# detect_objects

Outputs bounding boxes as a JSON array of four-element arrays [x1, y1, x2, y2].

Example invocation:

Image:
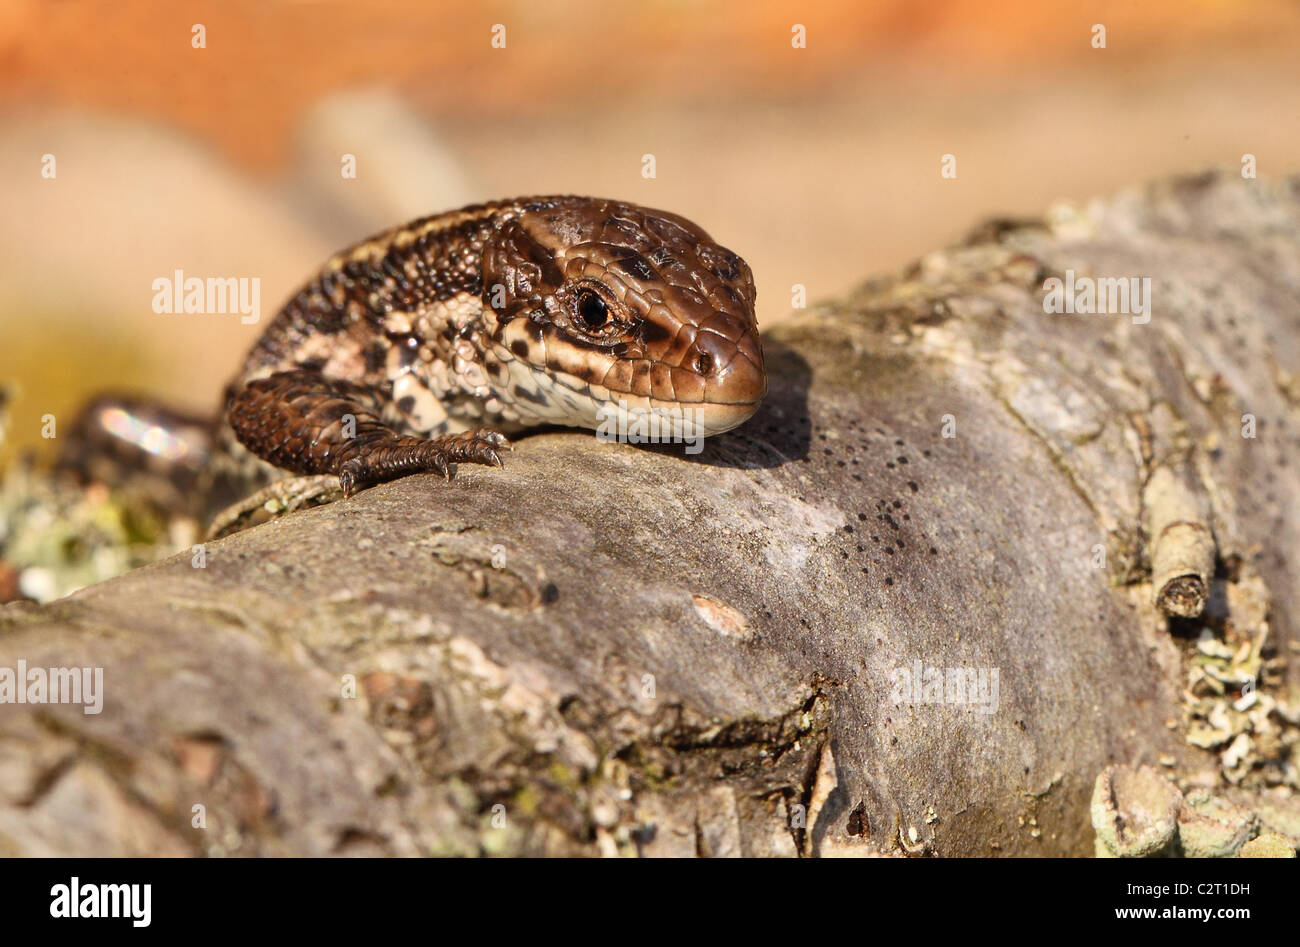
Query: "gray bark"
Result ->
[[2, 170, 1298, 856]]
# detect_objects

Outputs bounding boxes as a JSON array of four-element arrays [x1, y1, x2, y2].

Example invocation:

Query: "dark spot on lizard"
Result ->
[[614, 251, 656, 282], [512, 384, 546, 405], [364, 344, 387, 374], [510, 340, 530, 358], [640, 320, 672, 344]]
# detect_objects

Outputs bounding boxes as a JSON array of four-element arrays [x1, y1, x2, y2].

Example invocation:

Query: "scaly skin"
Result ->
[[225, 195, 767, 495]]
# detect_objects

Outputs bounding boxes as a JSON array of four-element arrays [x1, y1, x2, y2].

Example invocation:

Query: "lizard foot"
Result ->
[[337, 430, 512, 497]]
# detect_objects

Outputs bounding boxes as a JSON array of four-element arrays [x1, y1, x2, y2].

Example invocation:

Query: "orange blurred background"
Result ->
[[2, 0, 1298, 458]]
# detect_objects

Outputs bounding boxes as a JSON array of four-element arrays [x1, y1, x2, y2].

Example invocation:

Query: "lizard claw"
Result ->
[[338, 461, 361, 498], [452, 430, 511, 468]]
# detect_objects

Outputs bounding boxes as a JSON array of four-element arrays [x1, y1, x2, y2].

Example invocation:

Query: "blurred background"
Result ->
[[2, 0, 1299, 461]]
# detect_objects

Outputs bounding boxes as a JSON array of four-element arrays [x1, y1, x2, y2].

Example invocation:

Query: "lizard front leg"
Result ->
[[227, 369, 509, 497]]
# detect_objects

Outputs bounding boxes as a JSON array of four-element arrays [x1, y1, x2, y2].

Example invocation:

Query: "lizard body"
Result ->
[[65, 196, 767, 515], [225, 195, 766, 495]]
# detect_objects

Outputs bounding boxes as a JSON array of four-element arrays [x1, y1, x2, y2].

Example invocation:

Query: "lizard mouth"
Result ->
[[493, 347, 764, 439], [594, 396, 762, 439]]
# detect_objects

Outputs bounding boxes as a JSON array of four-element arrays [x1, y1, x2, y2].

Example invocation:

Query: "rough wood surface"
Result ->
[[2, 170, 1297, 856]]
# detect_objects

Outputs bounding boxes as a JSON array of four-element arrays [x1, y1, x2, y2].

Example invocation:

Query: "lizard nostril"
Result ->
[[694, 352, 714, 376]]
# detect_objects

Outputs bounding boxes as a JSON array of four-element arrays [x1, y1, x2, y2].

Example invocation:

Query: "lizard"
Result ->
[[63, 196, 768, 530]]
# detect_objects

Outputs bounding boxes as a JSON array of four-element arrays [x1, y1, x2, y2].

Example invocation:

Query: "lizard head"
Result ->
[[479, 197, 766, 439]]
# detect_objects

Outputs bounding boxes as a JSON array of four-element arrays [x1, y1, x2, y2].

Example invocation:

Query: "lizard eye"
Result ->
[[574, 290, 610, 331]]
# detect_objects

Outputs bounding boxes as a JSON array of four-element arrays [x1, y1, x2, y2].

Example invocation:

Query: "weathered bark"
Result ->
[[2, 170, 1298, 857]]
